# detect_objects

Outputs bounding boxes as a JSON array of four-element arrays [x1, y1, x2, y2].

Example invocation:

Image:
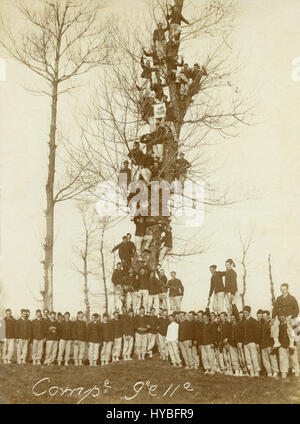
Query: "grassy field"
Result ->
[[1, 357, 300, 404]]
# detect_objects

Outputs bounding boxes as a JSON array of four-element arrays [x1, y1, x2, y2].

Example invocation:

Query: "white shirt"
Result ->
[[166, 321, 179, 342]]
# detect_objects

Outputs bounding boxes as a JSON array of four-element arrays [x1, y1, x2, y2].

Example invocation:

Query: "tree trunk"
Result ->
[[83, 230, 91, 321], [41, 27, 61, 310], [100, 228, 109, 314], [42, 80, 58, 311], [241, 261, 246, 309], [268, 253, 275, 306]]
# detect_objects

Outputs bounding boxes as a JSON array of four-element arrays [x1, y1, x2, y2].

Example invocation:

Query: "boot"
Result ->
[[79, 360, 83, 366], [64, 360, 69, 366], [282, 372, 287, 379], [75, 360, 79, 366], [93, 361, 97, 367], [141, 354, 145, 360], [32, 360, 36, 366], [272, 372, 278, 378], [58, 360, 62, 366]]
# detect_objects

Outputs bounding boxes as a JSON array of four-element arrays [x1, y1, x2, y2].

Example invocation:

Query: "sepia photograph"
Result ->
[[0, 0, 300, 408]]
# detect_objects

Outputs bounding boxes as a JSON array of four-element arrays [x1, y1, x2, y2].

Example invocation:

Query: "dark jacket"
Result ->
[[72, 320, 86, 342], [140, 56, 156, 80], [139, 274, 150, 290], [159, 274, 168, 293], [226, 322, 239, 347], [3, 317, 15, 339], [153, 27, 167, 42], [278, 322, 290, 348], [157, 317, 168, 336], [87, 321, 102, 343], [31, 318, 45, 340], [236, 319, 244, 344], [178, 320, 193, 342], [15, 318, 31, 340], [60, 320, 73, 341], [200, 322, 212, 346], [135, 315, 148, 334], [161, 230, 172, 249], [126, 273, 140, 292], [147, 315, 158, 333], [209, 272, 225, 296], [111, 319, 123, 339], [148, 277, 160, 295], [194, 321, 203, 344], [209, 321, 219, 345], [260, 320, 274, 349], [112, 269, 124, 286], [128, 146, 145, 166], [168, 278, 184, 297], [112, 242, 133, 260], [220, 269, 238, 295], [123, 317, 135, 337], [167, 11, 189, 25], [272, 294, 299, 319], [243, 317, 259, 345], [134, 216, 147, 237], [101, 322, 113, 342], [44, 320, 60, 341], [218, 321, 230, 345]]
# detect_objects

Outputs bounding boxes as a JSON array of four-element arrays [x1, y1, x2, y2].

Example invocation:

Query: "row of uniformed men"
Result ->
[[1, 306, 299, 378]]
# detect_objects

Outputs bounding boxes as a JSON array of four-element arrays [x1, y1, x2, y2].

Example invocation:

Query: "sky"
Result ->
[[1, 0, 300, 317]]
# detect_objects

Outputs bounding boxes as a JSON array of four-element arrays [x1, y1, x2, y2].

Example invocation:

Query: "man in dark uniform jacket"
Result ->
[[157, 309, 169, 360], [31, 309, 45, 365], [208, 265, 225, 315], [146, 307, 158, 359], [2, 308, 15, 364], [135, 307, 148, 360], [122, 309, 135, 361], [271, 283, 299, 349], [111, 311, 123, 362], [72, 311, 86, 366], [100, 313, 113, 365], [87, 313, 102, 367], [15, 309, 32, 364], [260, 311, 279, 377], [178, 311, 194, 369], [243, 306, 260, 376], [199, 313, 215, 374], [44, 311, 60, 366], [57, 311, 73, 366]]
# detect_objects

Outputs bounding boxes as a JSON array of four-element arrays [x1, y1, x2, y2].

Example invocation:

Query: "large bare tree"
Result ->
[[67, 0, 251, 271], [0, 0, 114, 309]]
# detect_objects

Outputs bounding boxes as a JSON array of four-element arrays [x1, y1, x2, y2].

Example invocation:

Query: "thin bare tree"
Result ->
[[268, 253, 275, 306], [0, 0, 114, 309], [72, 201, 101, 322], [238, 226, 257, 308]]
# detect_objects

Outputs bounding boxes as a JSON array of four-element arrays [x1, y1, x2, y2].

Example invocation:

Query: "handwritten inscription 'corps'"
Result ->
[[32, 378, 194, 404]]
